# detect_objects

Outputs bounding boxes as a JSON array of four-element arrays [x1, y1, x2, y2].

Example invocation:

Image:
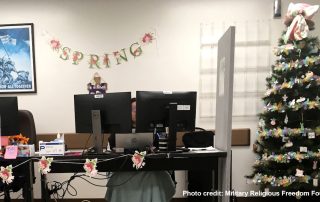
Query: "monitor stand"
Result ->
[[91, 110, 103, 154], [167, 103, 178, 151]]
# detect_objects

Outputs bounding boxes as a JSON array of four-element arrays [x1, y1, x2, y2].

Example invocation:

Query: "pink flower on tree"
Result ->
[[50, 39, 61, 51], [132, 151, 146, 170], [38, 156, 53, 175], [83, 158, 98, 177], [0, 165, 14, 184]]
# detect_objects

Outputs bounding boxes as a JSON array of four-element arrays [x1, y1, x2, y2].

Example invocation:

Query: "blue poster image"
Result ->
[[0, 23, 36, 93]]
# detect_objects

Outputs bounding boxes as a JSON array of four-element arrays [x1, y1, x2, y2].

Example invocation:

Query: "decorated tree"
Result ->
[[248, 3, 320, 192]]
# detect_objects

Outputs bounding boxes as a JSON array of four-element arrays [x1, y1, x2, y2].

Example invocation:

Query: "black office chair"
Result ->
[[183, 128, 214, 202], [1, 110, 36, 201], [18, 110, 37, 145]]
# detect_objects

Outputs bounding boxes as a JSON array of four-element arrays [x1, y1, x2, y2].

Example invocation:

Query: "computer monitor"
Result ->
[[0, 97, 18, 136], [136, 91, 196, 150], [74, 92, 132, 153]]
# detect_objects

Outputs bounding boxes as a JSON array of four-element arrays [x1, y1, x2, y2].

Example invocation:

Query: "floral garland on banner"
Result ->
[[49, 32, 155, 68], [0, 152, 147, 184]]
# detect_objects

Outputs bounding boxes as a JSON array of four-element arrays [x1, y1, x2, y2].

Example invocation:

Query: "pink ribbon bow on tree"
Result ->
[[284, 3, 319, 43]]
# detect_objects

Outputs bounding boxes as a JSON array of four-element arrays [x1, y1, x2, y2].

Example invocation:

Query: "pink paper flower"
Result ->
[[132, 151, 146, 170], [38, 156, 53, 175], [83, 158, 98, 177], [141, 33, 155, 44], [50, 39, 61, 51], [0, 165, 14, 184]]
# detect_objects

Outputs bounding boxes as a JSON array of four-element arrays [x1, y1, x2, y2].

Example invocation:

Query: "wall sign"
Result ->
[[50, 32, 155, 68], [0, 23, 36, 93]]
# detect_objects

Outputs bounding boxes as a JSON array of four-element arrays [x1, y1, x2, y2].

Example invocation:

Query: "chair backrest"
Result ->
[[18, 110, 36, 144]]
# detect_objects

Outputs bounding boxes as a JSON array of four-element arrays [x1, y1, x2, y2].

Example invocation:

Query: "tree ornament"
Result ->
[[313, 161, 318, 170], [284, 114, 289, 124], [298, 40, 307, 49], [313, 178, 318, 187], [295, 169, 304, 177], [282, 94, 288, 102], [299, 146, 308, 153], [300, 123, 305, 134], [289, 99, 296, 107], [284, 141, 293, 148], [282, 136, 289, 143], [283, 3, 319, 43], [258, 119, 266, 128], [297, 97, 306, 103], [308, 131, 315, 139], [253, 143, 258, 153]]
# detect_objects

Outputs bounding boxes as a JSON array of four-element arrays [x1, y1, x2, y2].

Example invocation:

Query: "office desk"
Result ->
[[0, 157, 34, 202], [41, 150, 227, 201]]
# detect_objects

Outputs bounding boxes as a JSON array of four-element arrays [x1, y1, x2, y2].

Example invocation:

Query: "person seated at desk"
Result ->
[[105, 98, 175, 202]]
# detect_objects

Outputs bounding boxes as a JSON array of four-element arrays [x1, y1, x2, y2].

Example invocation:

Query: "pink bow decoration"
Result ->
[[0, 165, 14, 184], [83, 158, 98, 177], [38, 156, 53, 175], [284, 3, 319, 43], [132, 151, 146, 170]]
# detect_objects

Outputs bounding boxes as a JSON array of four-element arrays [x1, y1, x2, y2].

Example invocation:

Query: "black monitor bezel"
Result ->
[[135, 91, 197, 133], [74, 92, 132, 134]]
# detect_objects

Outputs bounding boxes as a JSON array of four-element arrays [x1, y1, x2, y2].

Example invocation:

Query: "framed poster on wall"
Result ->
[[0, 23, 36, 93]]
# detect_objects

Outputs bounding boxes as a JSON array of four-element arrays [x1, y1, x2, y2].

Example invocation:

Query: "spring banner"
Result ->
[[49, 32, 155, 68]]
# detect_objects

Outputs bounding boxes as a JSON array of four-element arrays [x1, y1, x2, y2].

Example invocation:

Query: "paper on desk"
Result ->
[[188, 146, 217, 151]]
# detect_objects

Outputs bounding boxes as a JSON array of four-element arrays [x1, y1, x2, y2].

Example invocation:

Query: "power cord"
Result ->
[[47, 172, 109, 199], [47, 173, 79, 199]]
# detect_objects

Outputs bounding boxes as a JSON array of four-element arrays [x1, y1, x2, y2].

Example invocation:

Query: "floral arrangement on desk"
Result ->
[[8, 134, 29, 145], [0, 134, 29, 157], [7, 134, 34, 157]]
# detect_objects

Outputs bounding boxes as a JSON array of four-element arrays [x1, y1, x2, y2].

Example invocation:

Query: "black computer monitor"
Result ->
[[74, 92, 132, 133], [74, 92, 132, 153], [136, 91, 197, 133], [0, 97, 18, 136]]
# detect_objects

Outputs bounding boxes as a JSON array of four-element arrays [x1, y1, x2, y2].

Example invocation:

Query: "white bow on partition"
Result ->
[[284, 3, 319, 43]]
